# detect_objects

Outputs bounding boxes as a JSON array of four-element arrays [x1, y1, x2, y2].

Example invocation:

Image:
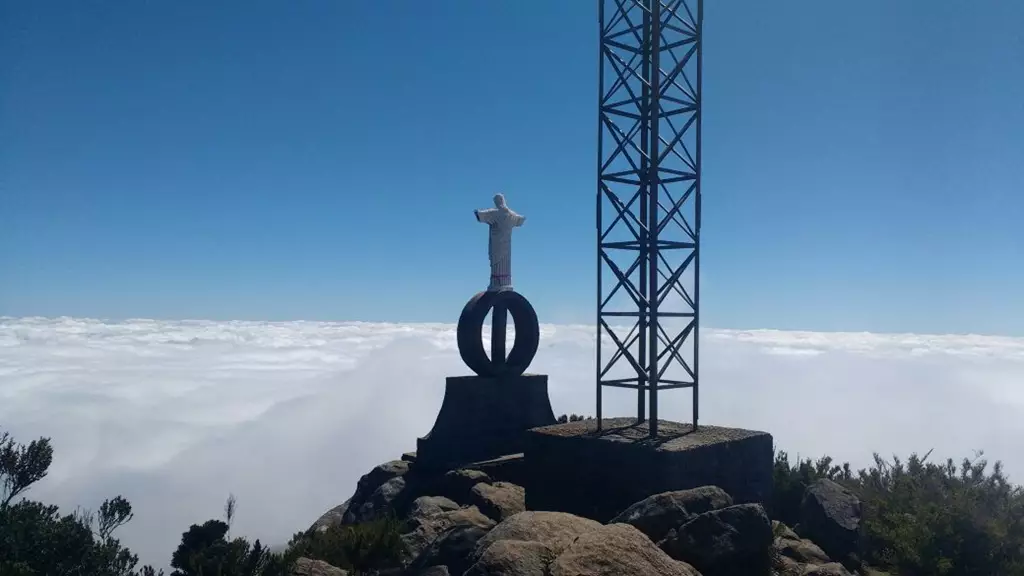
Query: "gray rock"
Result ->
[[775, 555, 804, 576], [798, 479, 862, 562], [801, 562, 854, 576], [352, 475, 408, 524], [472, 511, 603, 566], [409, 496, 461, 521], [442, 505, 499, 531], [774, 519, 831, 565], [660, 503, 773, 576], [610, 486, 734, 543], [438, 469, 492, 505], [340, 460, 410, 524], [309, 499, 350, 533], [772, 520, 800, 541], [410, 525, 492, 576], [366, 459, 411, 485], [464, 539, 556, 576], [778, 535, 831, 565], [402, 506, 496, 566], [550, 523, 701, 576], [470, 482, 526, 522], [291, 557, 348, 576]]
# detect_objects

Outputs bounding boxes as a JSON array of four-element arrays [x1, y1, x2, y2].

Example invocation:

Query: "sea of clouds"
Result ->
[[2, 316, 1024, 570]]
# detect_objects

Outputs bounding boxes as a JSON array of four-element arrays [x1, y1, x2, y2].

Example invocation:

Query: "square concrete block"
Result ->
[[415, 374, 556, 472], [524, 418, 773, 522]]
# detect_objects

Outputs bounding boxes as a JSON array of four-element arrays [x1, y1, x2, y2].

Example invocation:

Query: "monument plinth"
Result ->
[[415, 375, 555, 472], [523, 418, 773, 522], [413, 194, 556, 473]]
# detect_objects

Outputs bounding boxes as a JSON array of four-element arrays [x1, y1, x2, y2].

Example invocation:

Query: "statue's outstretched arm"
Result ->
[[475, 208, 498, 224]]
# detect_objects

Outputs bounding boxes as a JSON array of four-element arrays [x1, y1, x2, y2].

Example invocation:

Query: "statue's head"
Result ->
[[493, 193, 506, 208]]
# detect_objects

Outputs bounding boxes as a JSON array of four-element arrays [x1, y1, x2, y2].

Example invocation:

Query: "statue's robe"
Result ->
[[474, 207, 525, 291]]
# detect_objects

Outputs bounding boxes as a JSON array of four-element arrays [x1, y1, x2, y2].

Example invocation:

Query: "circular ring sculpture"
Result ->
[[457, 290, 539, 378]]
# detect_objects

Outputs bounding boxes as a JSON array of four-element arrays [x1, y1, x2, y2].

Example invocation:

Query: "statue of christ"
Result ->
[[474, 193, 526, 292]]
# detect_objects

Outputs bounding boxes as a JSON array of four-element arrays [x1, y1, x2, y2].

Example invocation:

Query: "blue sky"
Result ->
[[2, 1, 1022, 335]]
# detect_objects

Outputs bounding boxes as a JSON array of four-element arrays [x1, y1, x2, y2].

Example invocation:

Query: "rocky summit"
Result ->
[[297, 455, 877, 576]]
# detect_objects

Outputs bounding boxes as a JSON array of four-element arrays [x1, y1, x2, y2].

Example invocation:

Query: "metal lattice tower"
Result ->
[[596, 0, 702, 437]]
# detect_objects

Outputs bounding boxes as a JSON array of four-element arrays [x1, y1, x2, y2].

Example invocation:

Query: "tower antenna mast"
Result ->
[[596, 0, 703, 438]]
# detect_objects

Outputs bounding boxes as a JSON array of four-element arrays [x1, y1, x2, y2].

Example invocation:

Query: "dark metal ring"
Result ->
[[457, 290, 540, 378]]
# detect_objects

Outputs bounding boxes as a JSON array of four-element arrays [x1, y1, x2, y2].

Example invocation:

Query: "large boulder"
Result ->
[[470, 482, 526, 522], [309, 500, 350, 533], [464, 539, 556, 576], [436, 469, 492, 505], [549, 523, 701, 576], [660, 503, 773, 576], [471, 511, 603, 565], [773, 520, 799, 541], [798, 479, 862, 562], [408, 505, 496, 538], [779, 535, 831, 565], [801, 563, 854, 576], [408, 496, 461, 521], [350, 475, 408, 524], [291, 557, 348, 576], [774, 558, 853, 576], [331, 460, 410, 525], [773, 520, 831, 565], [363, 459, 411, 488], [409, 525, 493, 576], [610, 486, 733, 543], [355, 460, 409, 499], [775, 555, 805, 576], [402, 505, 496, 565]]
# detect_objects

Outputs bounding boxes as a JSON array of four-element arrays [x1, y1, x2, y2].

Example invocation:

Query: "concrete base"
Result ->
[[415, 374, 556, 472], [524, 418, 773, 523]]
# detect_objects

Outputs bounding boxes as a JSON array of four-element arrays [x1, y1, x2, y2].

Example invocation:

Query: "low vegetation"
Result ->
[[3, 427, 1023, 575], [282, 515, 406, 573], [0, 431, 147, 576], [0, 429, 407, 576], [773, 449, 1024, 575], [556, 413, 591, 423]]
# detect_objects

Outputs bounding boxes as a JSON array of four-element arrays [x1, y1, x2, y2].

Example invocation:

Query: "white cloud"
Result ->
[[1, 317, 1023, 570]]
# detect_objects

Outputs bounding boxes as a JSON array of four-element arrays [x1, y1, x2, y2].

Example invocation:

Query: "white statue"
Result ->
[[474, 193, 525, 292]]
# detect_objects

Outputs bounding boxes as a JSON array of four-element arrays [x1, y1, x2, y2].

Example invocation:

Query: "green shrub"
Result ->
[[168, 519, 278, 576], [0, 427, 404, 576], [772, 449, 1024, 576], [285, 515, 407, 574], [771, 450, 853, 526], [556, 414, 591, 423], [858, 452, 1024, 576], [0, 430, 156, 576]]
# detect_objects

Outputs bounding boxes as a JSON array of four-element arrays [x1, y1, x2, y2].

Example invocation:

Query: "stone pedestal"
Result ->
[[415, 374, 556, 472], [523, 418, 773, 522]]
